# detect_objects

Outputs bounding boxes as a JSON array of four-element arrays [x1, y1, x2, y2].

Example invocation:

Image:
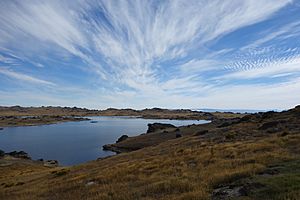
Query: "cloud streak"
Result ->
[[0, 0, 299, 109], [0, 68, 55, 86]]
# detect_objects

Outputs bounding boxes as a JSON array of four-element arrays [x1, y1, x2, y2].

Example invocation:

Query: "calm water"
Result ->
[[0, 116, 209, 166]]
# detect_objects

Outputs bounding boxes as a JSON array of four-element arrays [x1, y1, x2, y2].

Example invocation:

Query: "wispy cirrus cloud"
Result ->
[[0, 0, 299, 109], [220, 56, 300, 80], [0, 68, 55, 86]]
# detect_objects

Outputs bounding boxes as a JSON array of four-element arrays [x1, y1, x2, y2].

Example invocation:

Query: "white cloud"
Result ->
[[242, 21, 300, 50], [0, 68, 55, 86], [179, 59, 220, 75], [221, 55, 300, 80], [0, 1, 86, 56], [0, 0, 291, 89], [198, 77, 300, 110], [0, 0, 297, 109]]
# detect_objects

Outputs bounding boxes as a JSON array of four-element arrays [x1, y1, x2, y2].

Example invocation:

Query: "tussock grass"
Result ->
[[1, 132, 299, 200]]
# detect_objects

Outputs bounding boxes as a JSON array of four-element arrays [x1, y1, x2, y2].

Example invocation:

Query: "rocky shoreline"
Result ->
[[102, 106, 300, 155], [102, 123, 183, 153], [0, 150, 59, 167], [0, 115, 90, 127]]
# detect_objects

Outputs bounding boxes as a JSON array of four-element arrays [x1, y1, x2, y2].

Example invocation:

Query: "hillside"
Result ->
[[0, 106, 245, 119], [0, 106, 244, 127], [1, 106, 300, 199]]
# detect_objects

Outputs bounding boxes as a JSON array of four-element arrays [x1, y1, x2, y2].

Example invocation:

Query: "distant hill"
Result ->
[[195, 108, 280, 113]]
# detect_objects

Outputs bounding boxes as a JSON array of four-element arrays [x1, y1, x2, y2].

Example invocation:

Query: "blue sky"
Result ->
[[0, 0, 300, 110]]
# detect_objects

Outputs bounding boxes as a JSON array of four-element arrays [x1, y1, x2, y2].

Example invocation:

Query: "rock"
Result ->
[[116, 135, 129, 143], [266, 127, 281, 133], [102, 144, 110, 151], [218, 122, 231, 128], [44, 160, 59, 167], [0, 127, 3, 130], [279, 132, 289, 137], [0, 149, 4, 157], [90, 121, 98, 123], [259, 121, 280, 130], [146, 123, 176, 133], [217, 118, 241, 128], [203, 112, 214, 117], [258, 168, 279, 177], [86, 181, 96, 186], [212, 185, 247, 200], [102, 144, 122, 154], [194, 130, 208, 136], [176, 131, 182, 138], [187, 160, 197, 168], [6, 151, 31, 159], [261, 111, 276, 119], [239, 115, 252, 122]]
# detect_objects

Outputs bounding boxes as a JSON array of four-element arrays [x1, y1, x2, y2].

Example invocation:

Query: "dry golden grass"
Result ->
[[1, 131, 299, 200]]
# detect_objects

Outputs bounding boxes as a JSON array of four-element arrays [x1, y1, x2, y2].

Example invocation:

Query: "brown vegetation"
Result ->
[[0, 106, 299, 199], [0, 105, 244, 120], [0, 115, 89, 127]]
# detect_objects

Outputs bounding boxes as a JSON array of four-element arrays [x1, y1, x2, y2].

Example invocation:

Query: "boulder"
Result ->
[[44, 160, 59, 167], [176, 132, 182, 138], [116, 135, 129, 143], [146, 123, 176, 133], [212, 185, 247, 200], [175, 128, 182, 138]]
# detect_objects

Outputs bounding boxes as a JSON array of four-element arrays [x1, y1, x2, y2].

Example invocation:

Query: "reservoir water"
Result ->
[[0, 116, 209, 165]]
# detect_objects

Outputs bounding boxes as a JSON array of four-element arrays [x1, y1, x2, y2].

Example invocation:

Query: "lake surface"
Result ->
[[0, 116, 209, 166]]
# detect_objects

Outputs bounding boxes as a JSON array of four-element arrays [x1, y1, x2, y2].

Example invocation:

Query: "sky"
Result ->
[[0, 0, 300, 110]]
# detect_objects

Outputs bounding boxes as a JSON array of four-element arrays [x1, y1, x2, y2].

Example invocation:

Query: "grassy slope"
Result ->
[[1, 134, 299, 199], [0, 106, 244, 119], [1, 107, 299, 200], [247, 159, 300, 200]]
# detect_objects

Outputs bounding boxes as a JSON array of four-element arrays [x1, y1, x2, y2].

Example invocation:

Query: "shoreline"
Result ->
[[0, 116, 90, 128], [0, 115, 214, 128]]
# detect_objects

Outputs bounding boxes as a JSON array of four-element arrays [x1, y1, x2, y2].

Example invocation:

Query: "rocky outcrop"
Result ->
[[212, 185, 247, 199], [116, 135, 129, 143], [146, 123, 176, 133], [102, 144, 135, 154], [103, 144, 122, 153], [194, 130, 209, 136], [6, 151, 31, 159], [203, 112, 214, 120], [0, 150, 59, 168], [176, 132, 182, 138], [259, 121, 280, 130], [0, 149, 4, 157], [44, 160, 59, 167]]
